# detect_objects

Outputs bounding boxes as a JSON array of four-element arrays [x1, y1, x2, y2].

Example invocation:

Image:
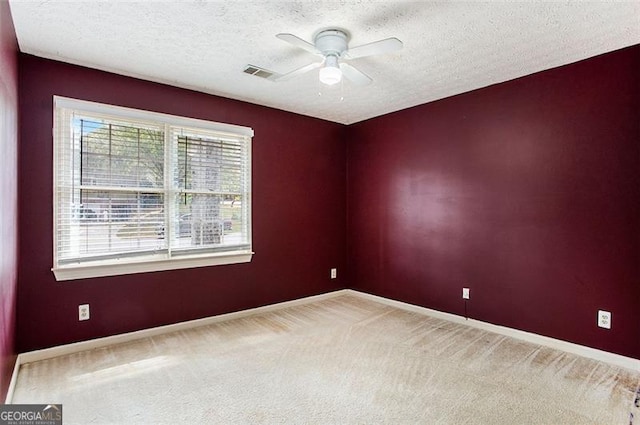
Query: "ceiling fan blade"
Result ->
[[339, 63, 372, 86], [276, 33, 321, 55], [274, 61, 322, 82], [345, 37, 403, 59]]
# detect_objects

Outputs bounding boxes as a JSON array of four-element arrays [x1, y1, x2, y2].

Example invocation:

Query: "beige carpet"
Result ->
[[12, 294, 640, 424]]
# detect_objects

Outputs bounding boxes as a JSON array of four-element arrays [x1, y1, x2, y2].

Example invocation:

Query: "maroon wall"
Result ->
[[18, 55, 346, 352], [0, 0, 18, 401], [347, 45, 640, 359], [14, 41, 640, 361]]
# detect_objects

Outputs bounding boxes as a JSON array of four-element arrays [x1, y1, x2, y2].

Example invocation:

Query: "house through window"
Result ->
[[53, 97, 253, 280]]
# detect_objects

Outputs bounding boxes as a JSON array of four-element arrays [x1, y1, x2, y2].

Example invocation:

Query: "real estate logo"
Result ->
[[0, 404, 62, 425]]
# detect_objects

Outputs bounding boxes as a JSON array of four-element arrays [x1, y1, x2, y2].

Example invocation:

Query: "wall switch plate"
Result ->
[[597, 310, 611, 329], [79, 304, 90, 321], [462, 288, 470, 300], [330, 268, 337, 279]]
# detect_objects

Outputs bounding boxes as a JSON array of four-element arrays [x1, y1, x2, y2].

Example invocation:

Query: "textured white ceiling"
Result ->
[[8, 1, 640, 125]]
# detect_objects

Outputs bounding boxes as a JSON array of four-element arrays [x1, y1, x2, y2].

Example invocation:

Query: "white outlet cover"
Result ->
[[330, 268, 337, 279], [597, 310, 611, 329], [462, 288, 470, 299], [79, 304, 90, 321]]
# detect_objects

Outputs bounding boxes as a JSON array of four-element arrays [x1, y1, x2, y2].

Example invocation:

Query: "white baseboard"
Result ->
[[347, 289, 640, 372], [4, 354, 21, 404], [6, 287, 638, 403]]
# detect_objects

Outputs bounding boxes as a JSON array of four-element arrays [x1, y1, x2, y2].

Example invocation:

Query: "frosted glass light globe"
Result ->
[[319, 65, 342, 86]]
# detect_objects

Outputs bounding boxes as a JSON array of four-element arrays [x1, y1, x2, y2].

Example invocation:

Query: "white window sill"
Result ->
[[52, 251, 253, 281]]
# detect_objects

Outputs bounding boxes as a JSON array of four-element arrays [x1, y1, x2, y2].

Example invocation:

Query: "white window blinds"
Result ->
[[170, 127, 251, 256], [53, 97, 253, 280]]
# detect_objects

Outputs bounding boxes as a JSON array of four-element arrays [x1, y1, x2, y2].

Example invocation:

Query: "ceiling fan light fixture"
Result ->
[[319, 66, 342, 85], [319, 55, 342, 86]]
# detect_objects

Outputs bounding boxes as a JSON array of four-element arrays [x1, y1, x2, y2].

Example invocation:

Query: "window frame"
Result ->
[[52, 96, 253, 281]]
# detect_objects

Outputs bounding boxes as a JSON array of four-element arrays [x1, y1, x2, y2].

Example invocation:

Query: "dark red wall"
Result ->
[[17, 55, 347, 352], [15, 43, 640, 361], [0, 0, 18, 401], [347, 45, 640, 359]]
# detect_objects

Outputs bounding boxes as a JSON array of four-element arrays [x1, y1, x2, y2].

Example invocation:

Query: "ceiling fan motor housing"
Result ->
[[314, 29, 349, 57]]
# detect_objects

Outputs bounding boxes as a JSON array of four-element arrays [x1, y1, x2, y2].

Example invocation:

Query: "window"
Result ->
[[53, 97, 253, 280]]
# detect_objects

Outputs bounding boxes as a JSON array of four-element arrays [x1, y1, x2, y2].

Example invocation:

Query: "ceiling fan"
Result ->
[[272, 29, 403, 86]]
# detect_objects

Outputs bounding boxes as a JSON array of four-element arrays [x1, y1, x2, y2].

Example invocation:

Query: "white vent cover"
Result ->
[[243, 65, 277, 80]]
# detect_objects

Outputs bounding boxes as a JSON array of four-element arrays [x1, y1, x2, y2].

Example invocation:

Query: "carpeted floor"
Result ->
[[12, 294, 640, 424]]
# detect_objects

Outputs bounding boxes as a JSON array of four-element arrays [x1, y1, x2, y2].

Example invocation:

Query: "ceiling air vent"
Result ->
[[243, 64, 277, 80]]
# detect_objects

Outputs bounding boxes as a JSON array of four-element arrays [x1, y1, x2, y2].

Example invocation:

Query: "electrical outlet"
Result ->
[[597, 310, 611, 329], [462, 288, 470, 300], [330, 268, 337, 279], [79, 304, 90, 321]]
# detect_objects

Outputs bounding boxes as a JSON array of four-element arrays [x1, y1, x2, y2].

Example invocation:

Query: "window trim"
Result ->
[[52, 96, 254, 281], [53, 251, 253, 281]]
